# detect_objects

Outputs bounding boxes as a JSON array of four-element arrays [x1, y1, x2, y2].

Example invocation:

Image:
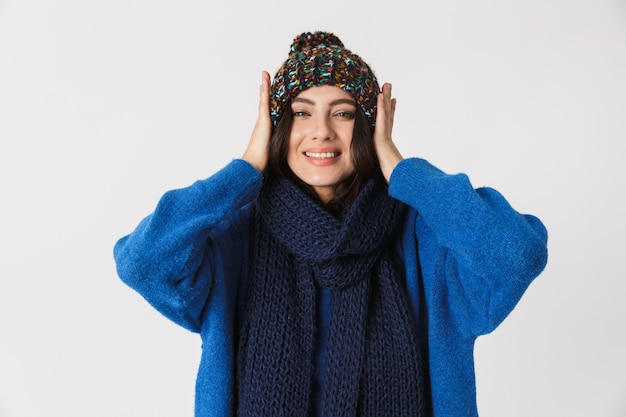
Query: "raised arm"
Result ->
[[390, 158, 548, 337], [113, 161, 263, 332], [373, 82, 547, 335]]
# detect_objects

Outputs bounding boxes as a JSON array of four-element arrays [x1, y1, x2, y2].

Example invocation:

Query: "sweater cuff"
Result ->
[[201, 158, 263, 208], [388, 158, 447, 197]]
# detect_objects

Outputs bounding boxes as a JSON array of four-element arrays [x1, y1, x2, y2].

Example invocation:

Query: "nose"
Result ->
[[311, 114, 334, 141]]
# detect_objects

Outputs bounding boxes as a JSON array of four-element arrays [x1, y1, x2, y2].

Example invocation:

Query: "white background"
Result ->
[[1, 0, 625, 416]]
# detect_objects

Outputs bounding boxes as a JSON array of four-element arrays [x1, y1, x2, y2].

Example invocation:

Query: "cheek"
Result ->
[[290, 128, 304, 140], [287, 131, 303, 154], [286, 132, 300, 168]]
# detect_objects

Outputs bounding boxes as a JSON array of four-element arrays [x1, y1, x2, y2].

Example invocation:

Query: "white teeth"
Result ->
[[305, 152, 339, 158]]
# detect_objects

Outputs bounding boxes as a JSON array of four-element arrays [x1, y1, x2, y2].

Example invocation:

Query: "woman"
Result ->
[[114, 31, 548, 417]]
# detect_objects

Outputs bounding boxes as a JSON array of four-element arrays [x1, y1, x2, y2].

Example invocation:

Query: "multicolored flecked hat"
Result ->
[[270, 31, 380, 130]]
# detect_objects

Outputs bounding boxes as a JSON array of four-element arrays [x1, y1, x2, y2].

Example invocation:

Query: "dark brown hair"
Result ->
[[265, 107, 381, 216]]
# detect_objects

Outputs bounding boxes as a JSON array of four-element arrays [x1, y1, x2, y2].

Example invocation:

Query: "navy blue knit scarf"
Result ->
[[237, 175, 425, 417]]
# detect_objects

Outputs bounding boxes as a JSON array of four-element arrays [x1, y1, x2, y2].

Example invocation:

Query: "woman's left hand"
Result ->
[[373, 82, 404, 183]]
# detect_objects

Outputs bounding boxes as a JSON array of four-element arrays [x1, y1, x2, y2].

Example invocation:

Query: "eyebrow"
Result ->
[[291, 97, 357, 107]]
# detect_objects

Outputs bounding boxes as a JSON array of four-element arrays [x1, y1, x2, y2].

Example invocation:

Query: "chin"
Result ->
[[300, 172, 350, 188]]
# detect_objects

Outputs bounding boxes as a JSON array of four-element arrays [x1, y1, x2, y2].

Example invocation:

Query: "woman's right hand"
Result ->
[[242, 71, 272, 172]]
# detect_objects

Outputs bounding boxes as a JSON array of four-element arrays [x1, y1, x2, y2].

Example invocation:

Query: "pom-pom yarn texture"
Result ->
[[270, 31, 380, 129]]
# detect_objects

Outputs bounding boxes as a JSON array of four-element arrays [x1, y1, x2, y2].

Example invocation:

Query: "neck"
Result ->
[[312, 185, 336, 205]]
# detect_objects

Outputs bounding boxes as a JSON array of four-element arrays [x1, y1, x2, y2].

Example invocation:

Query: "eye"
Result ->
[[292, 110, 310, 118], [334, 111, 356, 119]]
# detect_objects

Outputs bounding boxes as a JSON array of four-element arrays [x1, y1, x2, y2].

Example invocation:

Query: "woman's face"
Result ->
[[287, 85, 356, 204]]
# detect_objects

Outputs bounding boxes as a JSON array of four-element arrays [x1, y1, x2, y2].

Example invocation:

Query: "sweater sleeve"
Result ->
[[113, 159, 263, 333], [388, 158, 548, 337]]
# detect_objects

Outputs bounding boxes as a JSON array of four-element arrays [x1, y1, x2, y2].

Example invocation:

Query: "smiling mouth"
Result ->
[[304, 152, 340, 159]]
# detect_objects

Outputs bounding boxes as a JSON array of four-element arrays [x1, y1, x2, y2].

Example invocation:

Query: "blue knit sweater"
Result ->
[[113, 157, 548, 416]]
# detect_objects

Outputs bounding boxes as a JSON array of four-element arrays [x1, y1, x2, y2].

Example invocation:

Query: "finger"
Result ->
[[375, 90, 388, 134], [259, 71, 270, 101], [260, 70, 271, 92], [258, 71, 271, 120], [383, 83, 395, 125], [377, 83, 395, 134], [389, 97, 397, 128]]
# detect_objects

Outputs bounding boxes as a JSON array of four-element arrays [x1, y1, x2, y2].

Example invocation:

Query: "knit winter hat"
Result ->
[[270, 31, 380, 130]]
